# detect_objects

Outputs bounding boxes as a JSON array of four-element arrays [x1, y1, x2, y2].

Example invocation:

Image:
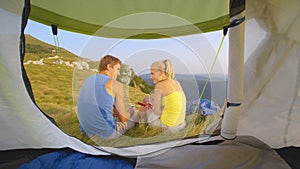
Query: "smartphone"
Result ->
[[138, 102, 152, 109]]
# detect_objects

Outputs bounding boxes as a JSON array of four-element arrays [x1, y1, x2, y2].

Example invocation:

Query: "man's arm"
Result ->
[[112, 80, 131, 122]]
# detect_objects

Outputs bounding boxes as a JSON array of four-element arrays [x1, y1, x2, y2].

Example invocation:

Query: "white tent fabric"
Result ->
[[221, 12, 245, 139], [238, 0, 300, 148]]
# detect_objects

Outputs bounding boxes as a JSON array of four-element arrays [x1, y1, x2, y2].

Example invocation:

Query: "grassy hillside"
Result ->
[[25, 35, 78, 61], [24, 34, 220, 147]]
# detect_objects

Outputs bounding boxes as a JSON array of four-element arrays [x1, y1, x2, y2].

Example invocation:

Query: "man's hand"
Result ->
[[113, 106, 119, 117]]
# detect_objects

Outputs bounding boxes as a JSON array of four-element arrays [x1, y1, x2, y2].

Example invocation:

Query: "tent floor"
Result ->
[[1, 136, 299, 169], [135, 136, 293, 169]]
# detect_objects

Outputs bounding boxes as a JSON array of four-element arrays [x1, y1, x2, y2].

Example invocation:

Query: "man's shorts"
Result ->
[[107, 121, 128, 139]]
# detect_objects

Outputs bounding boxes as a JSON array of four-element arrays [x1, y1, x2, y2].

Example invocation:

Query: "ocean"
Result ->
[[140, 73, 228, 107]]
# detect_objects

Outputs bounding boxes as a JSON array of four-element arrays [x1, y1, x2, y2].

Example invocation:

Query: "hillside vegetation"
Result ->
[[24, 34, 219, 147]]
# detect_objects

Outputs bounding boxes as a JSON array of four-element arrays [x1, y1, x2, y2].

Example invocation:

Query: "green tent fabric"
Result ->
[[30, 0, 230, 39]]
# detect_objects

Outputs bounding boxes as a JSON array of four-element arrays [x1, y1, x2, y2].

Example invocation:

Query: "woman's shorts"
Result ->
[[147, 112, 186, 133]]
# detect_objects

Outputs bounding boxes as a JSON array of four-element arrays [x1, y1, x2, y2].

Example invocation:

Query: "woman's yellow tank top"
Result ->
[[160, 91, 186, 126]]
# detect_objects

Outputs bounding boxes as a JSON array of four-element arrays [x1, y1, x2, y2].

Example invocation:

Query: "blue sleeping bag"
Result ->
[[18, 150, 134, 169], [186, 99, 220, 116]]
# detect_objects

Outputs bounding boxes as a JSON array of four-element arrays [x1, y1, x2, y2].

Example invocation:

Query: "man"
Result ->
[[77, 55, 134, 139]]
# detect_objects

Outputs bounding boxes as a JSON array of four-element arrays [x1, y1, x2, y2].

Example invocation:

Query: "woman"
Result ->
[[142, 59, 186, 133], [77, 55, 134, 139]]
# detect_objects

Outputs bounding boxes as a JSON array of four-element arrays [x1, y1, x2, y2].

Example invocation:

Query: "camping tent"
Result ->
[[0, 0, 299, 168]]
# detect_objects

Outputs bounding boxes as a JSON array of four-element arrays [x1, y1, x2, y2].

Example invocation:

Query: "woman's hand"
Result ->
[[138, 106, 148, 112]]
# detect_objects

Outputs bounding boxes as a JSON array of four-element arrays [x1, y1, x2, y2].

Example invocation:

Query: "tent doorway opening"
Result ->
[[24, 19, 228, 147]]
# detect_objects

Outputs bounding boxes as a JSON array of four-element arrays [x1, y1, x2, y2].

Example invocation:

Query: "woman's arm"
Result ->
[[152, 84, 165, 116]]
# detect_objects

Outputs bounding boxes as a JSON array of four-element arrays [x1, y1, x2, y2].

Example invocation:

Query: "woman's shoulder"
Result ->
[[156, 78, 182, 93], [155, 79, 169, 89]]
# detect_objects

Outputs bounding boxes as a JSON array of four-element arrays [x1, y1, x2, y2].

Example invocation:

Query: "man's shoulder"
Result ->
[[111, 79, 124, 88]]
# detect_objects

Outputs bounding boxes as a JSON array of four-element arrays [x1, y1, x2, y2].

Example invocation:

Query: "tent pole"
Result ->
[[221, 12, 245, 139]]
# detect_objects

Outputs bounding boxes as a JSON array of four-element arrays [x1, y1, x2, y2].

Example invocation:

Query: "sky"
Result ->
[[25, 20, 229, 75]]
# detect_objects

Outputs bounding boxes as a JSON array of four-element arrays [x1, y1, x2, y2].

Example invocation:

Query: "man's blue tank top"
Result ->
[[77, 74, 116, 138]]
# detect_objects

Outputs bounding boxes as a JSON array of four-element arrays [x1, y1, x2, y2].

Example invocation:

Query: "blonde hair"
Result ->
[[151, 59, 175, 79]]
